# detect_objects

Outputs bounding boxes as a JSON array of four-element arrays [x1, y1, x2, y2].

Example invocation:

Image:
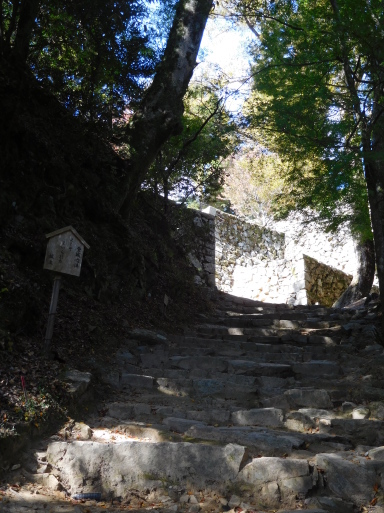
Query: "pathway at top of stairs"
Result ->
[[2, 293, 384, 513]]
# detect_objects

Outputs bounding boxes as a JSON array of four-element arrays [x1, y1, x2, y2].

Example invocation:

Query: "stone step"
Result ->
[[95, 410, 352, 455], [120, 373, 155, 389], [184, 334, 282, 345], [140, 367, 261, 388], [292, 361, 341, 378], [214, 302, 333, 316], [184, 423, 351, 455], [168, 346, 340, 363], [186, 325, 282, 337], [166, 351, 303, 366], [181, 338, 343, 359], [314, 452, 384, 506], [227, 360, 293, 378], [277, 510, 328, 513], [319, 418, 384, 446], [46, 440, 246, 495], [214, 296, 280, 308], [218, 311, 313, 321], [8, 437, 360, 513], [155, 376, 258, 402], [218, 317, 338, 329], [187, 325, 344, 341], [104, 401, 231, 427], [7, 292, 383, 513], [261, 388, 334, 410], [231, 407, 285, 428], [258, 381, 351, 410], [118, 361, 346, 398]]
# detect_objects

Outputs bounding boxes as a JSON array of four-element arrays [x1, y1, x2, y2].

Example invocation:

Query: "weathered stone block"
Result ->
[[47, 441, 245, 494], [315, 453, 378, 506], [231, 408, 284, 428], [238, 457, 310, 486], [284, 388, 332, 408]]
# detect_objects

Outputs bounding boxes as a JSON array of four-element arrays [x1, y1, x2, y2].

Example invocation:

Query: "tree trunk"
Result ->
[[333, 238, 375, 308], [118, 0, 213, 218], [12, 0, 40, 63], [364, 146, 384, 321], [2, 0, 20, 56], [329, 0, 384, 321]]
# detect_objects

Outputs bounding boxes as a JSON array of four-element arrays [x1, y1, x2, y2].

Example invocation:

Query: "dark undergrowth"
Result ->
[[0, 57, 214, 445]]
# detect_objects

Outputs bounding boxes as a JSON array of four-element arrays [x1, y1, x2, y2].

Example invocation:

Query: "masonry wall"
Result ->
[[304, 255, 353, 307], [274, 214, 357, 276], [187, 207, 354, 306]]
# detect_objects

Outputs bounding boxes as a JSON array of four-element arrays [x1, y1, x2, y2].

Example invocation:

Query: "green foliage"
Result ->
[[144, 80, 241, 207], [1, 0, 177, 126], [33, 0, 154, 124], [223, 144, 287, 223], [235, 0, 382, 242], [13, 388, 66, 426]]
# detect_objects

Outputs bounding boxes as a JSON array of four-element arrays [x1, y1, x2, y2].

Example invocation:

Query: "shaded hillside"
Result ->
[[0, 58, 213, 436]]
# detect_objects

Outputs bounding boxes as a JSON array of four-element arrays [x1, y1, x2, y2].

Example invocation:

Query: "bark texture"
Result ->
[[118, 0, 213, 217], [11, 0, 40, 63], [364, 136, 384, 315], [333, 239, 375, 308]]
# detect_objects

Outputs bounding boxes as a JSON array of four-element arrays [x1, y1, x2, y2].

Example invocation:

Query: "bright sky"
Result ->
[[197, 16, 253, 113], [145, 4, 253, 112]]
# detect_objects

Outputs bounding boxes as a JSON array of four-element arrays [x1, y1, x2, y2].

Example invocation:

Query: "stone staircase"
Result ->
[[4, 293, 384, 512]]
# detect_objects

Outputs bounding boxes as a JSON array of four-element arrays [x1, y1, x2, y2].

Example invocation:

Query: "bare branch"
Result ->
[[165, 99, 224, 178]]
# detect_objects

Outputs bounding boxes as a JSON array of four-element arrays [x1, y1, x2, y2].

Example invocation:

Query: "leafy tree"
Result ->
[[1, 0, 170, 126], [144, 81, 240, 211], [222, 143, 287, 225], [32, 0, 155, 125], [118, 0, 214, 217], [227, 0, 382, 306], [1, 0, 214, 218]]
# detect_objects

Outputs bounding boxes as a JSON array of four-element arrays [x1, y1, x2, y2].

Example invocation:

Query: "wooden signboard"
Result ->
[[43, 226, 89, 356], [44, 226, 90, 277]]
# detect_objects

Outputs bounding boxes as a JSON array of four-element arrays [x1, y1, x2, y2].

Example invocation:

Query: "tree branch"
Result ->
[[328, 0, 364, 121], [165, 99, 223, 179], [118, 0, 213, 218]]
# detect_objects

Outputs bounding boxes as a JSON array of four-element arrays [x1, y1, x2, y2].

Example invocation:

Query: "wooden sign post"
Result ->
[[163, 294, 170, 317], [43, 226, 89, 357]]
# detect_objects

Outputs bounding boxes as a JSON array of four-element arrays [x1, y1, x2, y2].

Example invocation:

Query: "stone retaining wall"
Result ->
[[186, 207, 354, 306], [304, 255, 353, 307], [274, 213, 357, 276]]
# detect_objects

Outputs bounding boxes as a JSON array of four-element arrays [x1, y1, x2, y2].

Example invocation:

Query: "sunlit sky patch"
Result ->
[[197, 16, 253, 113]]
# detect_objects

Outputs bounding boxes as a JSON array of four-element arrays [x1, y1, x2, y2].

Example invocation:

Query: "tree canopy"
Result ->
[[143, 80, 240, 210], [1, 0, 179, 126], [1, 0, 214, 213], [221, 0, 384, 305]]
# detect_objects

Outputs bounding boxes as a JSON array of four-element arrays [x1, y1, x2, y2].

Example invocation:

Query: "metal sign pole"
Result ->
[[43, 275, 61, 357]]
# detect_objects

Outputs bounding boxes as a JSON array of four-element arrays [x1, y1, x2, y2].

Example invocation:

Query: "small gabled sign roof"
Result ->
[[45, 226, 90, 249]]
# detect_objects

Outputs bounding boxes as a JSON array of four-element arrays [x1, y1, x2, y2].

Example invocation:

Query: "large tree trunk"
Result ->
[[118, 0, 213, 218], [364, 141, 384, 322], [363, 79, 384, 323], [12, 0, 40, 63], [333, 238, 375, 308], [329, 0, 384, 320]]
